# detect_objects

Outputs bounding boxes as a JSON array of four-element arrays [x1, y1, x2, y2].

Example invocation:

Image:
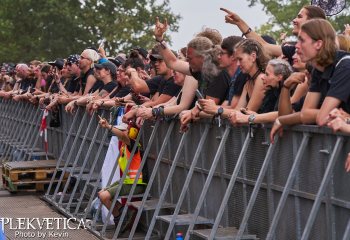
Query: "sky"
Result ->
[[164, 0, 270, 50]]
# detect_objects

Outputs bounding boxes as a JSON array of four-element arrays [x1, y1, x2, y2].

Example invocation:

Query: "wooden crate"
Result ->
[[2, 160, 68, 182], [2, 175, 64, 192]]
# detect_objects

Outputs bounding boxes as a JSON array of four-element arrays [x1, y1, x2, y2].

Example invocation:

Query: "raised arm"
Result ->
[[220, 7, 283, 57], [154, 17, 191, 75]]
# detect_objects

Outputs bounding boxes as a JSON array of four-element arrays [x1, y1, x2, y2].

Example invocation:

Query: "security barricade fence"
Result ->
[[0, 99, 350, 240]]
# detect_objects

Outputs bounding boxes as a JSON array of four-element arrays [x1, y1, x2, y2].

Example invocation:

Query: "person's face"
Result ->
[[79, 54, 91, 69], [153, 59, 167, 75], [61, 65, 70, 78], [292, 52, 306, 71], [235, 48, 256, 74], [117, 67, 128, 85], [261, 64, 280, 89], [218, 49, 235, 69], [292, 8, 309, 36], [41, 71, 49, 80], [173, 70, 185, 86], [186, 47, 204, 72], [67, 63, 79, 76], [295, 30, 321, 64]]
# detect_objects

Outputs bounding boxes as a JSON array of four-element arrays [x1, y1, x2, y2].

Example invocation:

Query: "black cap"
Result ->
[[108, 56, 126, 67], [133, 47, 148, 60], [48, 58, 64, 70], [94, 61, 117, 75]]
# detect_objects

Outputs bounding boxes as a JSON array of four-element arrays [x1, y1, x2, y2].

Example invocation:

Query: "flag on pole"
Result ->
[[39, 109, 49, 153]]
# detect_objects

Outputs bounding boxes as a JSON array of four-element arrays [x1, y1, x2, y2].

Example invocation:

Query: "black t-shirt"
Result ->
[[205, 70, 230, 104], [281, 45, 296, 65], [145, 76, 163, 96], [20, 77, 36, 92], [102, 81, 118, 93], [88, 80, 104, 94], [309, 51, 350, 113], [157, 76, 181, 97], [66, 76, 80, 93], [258, 87, 281, 114], [110, 85, 131, 98], [80, 68, 94, 94]]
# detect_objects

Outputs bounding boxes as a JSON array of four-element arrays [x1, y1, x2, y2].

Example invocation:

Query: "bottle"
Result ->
[[176, 232, 183, 240]]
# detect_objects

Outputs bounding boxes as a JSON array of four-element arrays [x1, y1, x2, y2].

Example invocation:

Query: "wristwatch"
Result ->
[[217, 107, 224, 116], [248, 114, 256, 125]]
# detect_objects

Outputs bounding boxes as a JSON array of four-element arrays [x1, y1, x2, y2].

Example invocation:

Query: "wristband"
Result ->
[[159, 106, 165, 117], [242, 27, 252, 37], [109, 125, 113, 131]]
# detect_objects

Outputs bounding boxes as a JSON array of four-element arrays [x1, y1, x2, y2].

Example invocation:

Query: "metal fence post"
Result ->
[[145, 130, 189, 239], [127, 120, 175, 239], [45, 108, 80, 197], [184, 126, 231, 240], [164, 125, 210, 240], [208, 133, 252, 240], [301, 136, 344, 240], [266, 133, 309, 240], [236, 134, 278, 239]]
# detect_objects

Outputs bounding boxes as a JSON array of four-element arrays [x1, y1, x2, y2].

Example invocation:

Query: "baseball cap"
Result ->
[[94, 61, 117, 75], [133, 47, 148, 60], [48, 58, 64, 70]]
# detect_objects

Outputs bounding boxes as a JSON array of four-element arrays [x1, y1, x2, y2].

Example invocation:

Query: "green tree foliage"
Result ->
[[246, 0, 350, 42], [0, 0, 180, 63]]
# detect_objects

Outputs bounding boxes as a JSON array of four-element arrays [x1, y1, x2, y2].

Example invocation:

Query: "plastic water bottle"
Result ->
[[176, 232, 183, 240]]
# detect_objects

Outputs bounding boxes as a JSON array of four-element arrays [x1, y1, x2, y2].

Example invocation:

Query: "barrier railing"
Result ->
[[0, 100, 349, 240]]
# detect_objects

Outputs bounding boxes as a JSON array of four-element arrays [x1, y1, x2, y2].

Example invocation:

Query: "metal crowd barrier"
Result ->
[[1, 100, 350, 240]]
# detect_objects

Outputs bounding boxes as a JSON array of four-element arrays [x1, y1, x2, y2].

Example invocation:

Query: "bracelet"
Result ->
[[242, 27, 252, 37], [159, 106, 165, 117], [109, 125, 113, 131], [155, 38, 164, 43], [157, 40, 167, 50]]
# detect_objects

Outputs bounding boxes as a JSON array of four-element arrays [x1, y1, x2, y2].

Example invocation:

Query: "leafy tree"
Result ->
[[0, 0, 180, 63], [246, 0, 350, 42], [81, 0, 180, 56]]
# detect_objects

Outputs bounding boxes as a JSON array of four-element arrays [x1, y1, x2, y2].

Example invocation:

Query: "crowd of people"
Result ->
[[1, 4, 350, 226]]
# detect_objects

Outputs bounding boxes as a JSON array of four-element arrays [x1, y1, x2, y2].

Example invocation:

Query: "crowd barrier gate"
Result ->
[[0, 100, 350, 240]]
